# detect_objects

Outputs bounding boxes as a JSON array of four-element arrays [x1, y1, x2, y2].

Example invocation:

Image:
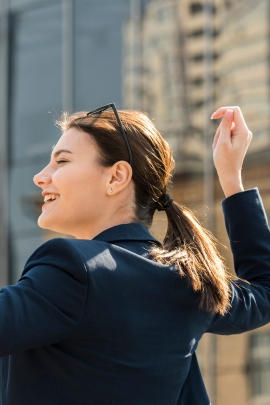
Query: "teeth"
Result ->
[[44, 194, 59, 203]]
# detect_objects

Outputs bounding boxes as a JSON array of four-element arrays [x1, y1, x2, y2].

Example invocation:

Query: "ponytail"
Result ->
[[150, 201, 232, 315]]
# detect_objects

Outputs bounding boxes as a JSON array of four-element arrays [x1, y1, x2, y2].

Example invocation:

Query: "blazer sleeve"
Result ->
[[0, 238, 88, 357], [207, 188, 270, 334]]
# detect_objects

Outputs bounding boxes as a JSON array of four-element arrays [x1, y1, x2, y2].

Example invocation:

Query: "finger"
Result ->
[[247, 130, 253, 146], [212, 121, 222, 150], [211, 106, 246, 128], [230, 122, 236, 136], [218, 109, 234, 145], [211, 106, 241, 119]]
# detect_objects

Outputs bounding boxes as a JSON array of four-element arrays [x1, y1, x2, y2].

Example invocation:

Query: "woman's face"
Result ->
[[33, 127, 121, 238]]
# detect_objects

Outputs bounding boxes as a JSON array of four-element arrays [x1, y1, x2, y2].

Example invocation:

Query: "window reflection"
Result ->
[[249, 332, 270, 400], [11, 3, 62, 161], [74, 0, 129, 110], [10, 3, 62, 281]]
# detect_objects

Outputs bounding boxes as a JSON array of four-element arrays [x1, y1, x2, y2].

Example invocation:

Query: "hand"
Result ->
[[211, 106, 252, 198]]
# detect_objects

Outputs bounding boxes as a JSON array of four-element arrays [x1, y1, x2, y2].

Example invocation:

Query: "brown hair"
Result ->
[[57, 109, 232, 315]]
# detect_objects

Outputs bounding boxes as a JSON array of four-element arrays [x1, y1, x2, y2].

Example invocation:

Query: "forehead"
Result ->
[[52, 127, 95, 154]]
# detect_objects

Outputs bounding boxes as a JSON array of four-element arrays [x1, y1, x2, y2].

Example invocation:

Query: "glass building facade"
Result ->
[[0, 0, 132, 284], [249, 332, 270, 401]]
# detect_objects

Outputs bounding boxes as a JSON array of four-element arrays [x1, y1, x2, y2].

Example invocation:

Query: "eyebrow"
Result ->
[[52, 149, 73, 158]]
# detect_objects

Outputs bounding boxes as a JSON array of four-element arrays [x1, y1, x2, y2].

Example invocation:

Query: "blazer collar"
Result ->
[[93, 223, 161, 245]]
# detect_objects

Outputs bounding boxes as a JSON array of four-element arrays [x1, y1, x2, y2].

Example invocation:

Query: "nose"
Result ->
[[33, 166, 52, 188]]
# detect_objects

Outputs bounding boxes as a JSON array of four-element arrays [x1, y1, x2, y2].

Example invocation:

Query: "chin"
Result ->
[[38, 214, 60, 233], [37, 214, 76, 237]]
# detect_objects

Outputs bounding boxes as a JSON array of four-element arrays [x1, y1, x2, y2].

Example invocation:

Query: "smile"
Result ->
[[44, 193, 60, 203]]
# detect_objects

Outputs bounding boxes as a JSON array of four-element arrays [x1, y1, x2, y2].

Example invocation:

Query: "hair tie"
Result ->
[[156, 194, 173, 211]]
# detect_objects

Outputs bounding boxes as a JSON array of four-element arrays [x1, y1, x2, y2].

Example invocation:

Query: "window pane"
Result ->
[[74, 0, 129, 110], [11, 3, 62, 161], [249, 332, 270, 399], [10, 0, 33, 9], [10, 3, 62, 282]]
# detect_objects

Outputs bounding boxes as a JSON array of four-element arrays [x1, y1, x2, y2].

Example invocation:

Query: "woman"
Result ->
[[0, 105, 269, 405]]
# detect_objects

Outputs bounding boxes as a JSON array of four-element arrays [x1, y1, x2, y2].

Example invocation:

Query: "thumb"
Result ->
[[218, 109, 234, 144]]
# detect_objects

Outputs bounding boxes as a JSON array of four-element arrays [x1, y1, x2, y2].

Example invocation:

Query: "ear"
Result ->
[[106, 161, 132, 195]]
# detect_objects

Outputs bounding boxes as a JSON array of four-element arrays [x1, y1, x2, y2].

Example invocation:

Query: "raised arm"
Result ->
[[207, 106, 270, 334]]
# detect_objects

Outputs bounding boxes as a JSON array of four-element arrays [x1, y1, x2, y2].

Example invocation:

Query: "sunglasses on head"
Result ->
[[86, 103, 132, 166]]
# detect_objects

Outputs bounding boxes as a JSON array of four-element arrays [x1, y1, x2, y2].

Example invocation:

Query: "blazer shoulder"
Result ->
[[22, 238, 88, 283]]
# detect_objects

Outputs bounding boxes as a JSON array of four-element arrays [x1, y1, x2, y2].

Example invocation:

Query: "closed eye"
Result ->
[[56, 159, 68, 164]]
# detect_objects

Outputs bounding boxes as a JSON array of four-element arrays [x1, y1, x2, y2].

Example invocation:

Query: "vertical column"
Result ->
[[0, 0, 9, 287], [203, 0, 216, 403], [129, 0, 141, 109], [175, 0, 191, 130], [175, 0, 192, 172], [62, 0, 74, 112], [268, 0, 270, 144], [203, 0, 215, 230]]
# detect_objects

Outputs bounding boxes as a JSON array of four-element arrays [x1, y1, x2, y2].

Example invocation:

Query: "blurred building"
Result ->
[[123, 0, 270, 404], [214, 2, 270, 405], [216, 0, 270, 157], [123, 0, 224, 173]]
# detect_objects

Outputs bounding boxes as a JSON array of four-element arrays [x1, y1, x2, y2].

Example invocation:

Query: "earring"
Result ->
[[108, 187, 113, 193]]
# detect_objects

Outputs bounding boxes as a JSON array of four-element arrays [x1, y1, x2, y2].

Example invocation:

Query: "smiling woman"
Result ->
[[1, 105, 270, 405], [34, 126, 134, 239]]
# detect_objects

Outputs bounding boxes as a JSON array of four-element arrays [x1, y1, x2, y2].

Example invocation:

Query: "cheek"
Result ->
[[53, 165, 106, 203]]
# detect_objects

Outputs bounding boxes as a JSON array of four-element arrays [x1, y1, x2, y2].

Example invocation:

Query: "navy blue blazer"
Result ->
[[1, 188, 270, 405]]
